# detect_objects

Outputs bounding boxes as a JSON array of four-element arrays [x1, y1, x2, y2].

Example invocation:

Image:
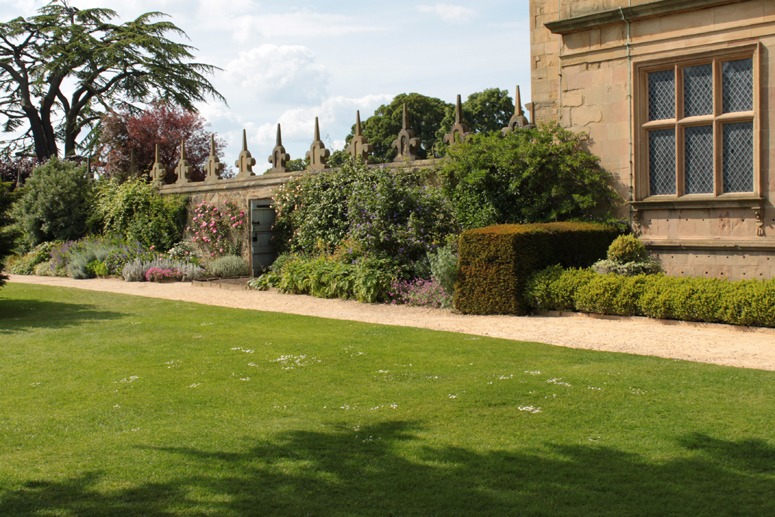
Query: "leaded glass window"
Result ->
[[684, 64, 712, 117], [684, 126, 713, 194], [723, 122, 754, 192], [722, 58, 753, 113], [649, 129, 676, 195], [641, 52, 756, 199], [648, 70, 675, 121]]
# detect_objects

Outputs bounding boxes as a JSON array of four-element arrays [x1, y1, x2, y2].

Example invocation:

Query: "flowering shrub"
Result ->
[[145, 266, 183, 282], [123, 258, 205, 282], [188, 201, 247, 258], [388, 278, 452, 308]]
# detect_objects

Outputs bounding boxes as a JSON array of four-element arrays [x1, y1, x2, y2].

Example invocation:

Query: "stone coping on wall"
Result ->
[[158, 158, 441, 196], [159, 171, 306, 195], [545, 0, 750, 35]]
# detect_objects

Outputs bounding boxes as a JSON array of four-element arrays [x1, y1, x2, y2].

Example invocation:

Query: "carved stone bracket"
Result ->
[[502, 85, 533, 134], [267, 124, 291, 174], [346, 111, 373, 162], [204, 134, 224, 183], [631, 206, 642, 236], [235, 129, 256, 179], [149, 144, 167, 183], [306, 117, 330, 171], [752, 205, 766, 236], [444, 94, 471, 145], [174, 140, 192, 185], [392, 103, 421, 161]]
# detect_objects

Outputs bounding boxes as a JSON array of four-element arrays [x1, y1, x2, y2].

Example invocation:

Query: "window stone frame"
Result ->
[[633, 44, 761, 204]]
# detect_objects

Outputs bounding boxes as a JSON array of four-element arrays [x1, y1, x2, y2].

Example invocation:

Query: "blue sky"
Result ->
[[0, 0, 531, 171]]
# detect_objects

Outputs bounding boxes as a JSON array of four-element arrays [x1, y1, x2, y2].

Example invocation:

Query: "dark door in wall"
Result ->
[[250, 199, 276, 276]]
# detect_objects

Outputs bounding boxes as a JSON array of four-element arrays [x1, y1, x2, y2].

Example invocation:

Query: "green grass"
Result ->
[[0, 283, 773, 516]]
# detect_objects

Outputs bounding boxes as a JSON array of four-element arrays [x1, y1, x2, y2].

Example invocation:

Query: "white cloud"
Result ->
[[248, 93, 393, 155], [223, 44, 328, 105], [188, 4, 383, 44], [417, 3, 476, 24]]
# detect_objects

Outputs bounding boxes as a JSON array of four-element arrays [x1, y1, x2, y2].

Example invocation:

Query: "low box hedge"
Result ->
[[455, 222, 620, 315], [525, 267, 775, 328]]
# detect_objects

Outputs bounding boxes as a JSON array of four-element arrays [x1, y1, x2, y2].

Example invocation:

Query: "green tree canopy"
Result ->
[[0, 0, 224, 161], [342, 93, 451, 163]]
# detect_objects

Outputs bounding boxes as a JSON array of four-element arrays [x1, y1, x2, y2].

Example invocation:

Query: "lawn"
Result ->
[[0, 283, 773, 516]]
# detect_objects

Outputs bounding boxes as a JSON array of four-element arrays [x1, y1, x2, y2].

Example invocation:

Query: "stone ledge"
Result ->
[[545, 0, 749, 35], [632, 197, 765, 211], [643, 238, 775, 251]]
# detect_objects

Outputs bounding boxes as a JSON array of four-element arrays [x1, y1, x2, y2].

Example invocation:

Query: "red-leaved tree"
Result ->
[[96, 100, 225, 182]]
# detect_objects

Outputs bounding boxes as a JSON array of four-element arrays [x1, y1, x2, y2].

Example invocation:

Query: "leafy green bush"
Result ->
[[12, 158, 93, 249], [67, 248, 99, 279], [440, 123, 619, 229], [718, 280, 775, 327], [206, 255, 250, 278], [274, 162, 458, 265], [526, 266, 596, 312], [258, 253, 399, 303], [528, 265, 775, 327], [428, 236, 458, 296], [9, 241, 59, 275], [94, 177, 187, 251], [637, 275, 680, 320], [607, 234, 648, 263], [592, 234, 661, 276], [575, 274, 649, 316]]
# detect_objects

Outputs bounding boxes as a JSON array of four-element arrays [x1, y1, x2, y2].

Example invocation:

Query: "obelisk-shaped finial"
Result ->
[[235, 129, 256, 179], [267, 123, 291, 174], [150, 143, 167, 182], [502, 85, 532, 134], [347, 110, 373, 162], [444, 94, 470, 144], [306, 117, 330, 171]]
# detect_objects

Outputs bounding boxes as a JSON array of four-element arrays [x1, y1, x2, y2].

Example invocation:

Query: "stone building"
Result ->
[[530, 0, 775, 279]]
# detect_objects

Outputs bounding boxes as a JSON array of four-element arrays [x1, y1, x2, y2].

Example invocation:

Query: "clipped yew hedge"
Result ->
[[454, 222, 621, 315]]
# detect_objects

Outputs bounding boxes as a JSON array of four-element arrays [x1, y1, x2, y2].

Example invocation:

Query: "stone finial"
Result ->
[[149, 144, 167, 182], [392, 103, 421, 161], [502, 85, 533, 134], [346, 110, 373, 162], [305, 117, 330, 171], [204, 134, 224, 183], [267, 123, 291, 173], [235, 129, 256, 179], [174, 140, 192, 185], [444, 94, 470, 145]]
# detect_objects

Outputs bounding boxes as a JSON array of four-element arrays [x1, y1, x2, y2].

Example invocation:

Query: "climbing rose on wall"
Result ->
[[188, 201, 247, 258]]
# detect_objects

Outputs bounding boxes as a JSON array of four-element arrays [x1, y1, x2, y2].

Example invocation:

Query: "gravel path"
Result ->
[[9, 275, 775, 372]]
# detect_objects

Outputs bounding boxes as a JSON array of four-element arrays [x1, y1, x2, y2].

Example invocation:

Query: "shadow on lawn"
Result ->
[[0, 298, 122, 334], [1, 423, 773, 516]]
